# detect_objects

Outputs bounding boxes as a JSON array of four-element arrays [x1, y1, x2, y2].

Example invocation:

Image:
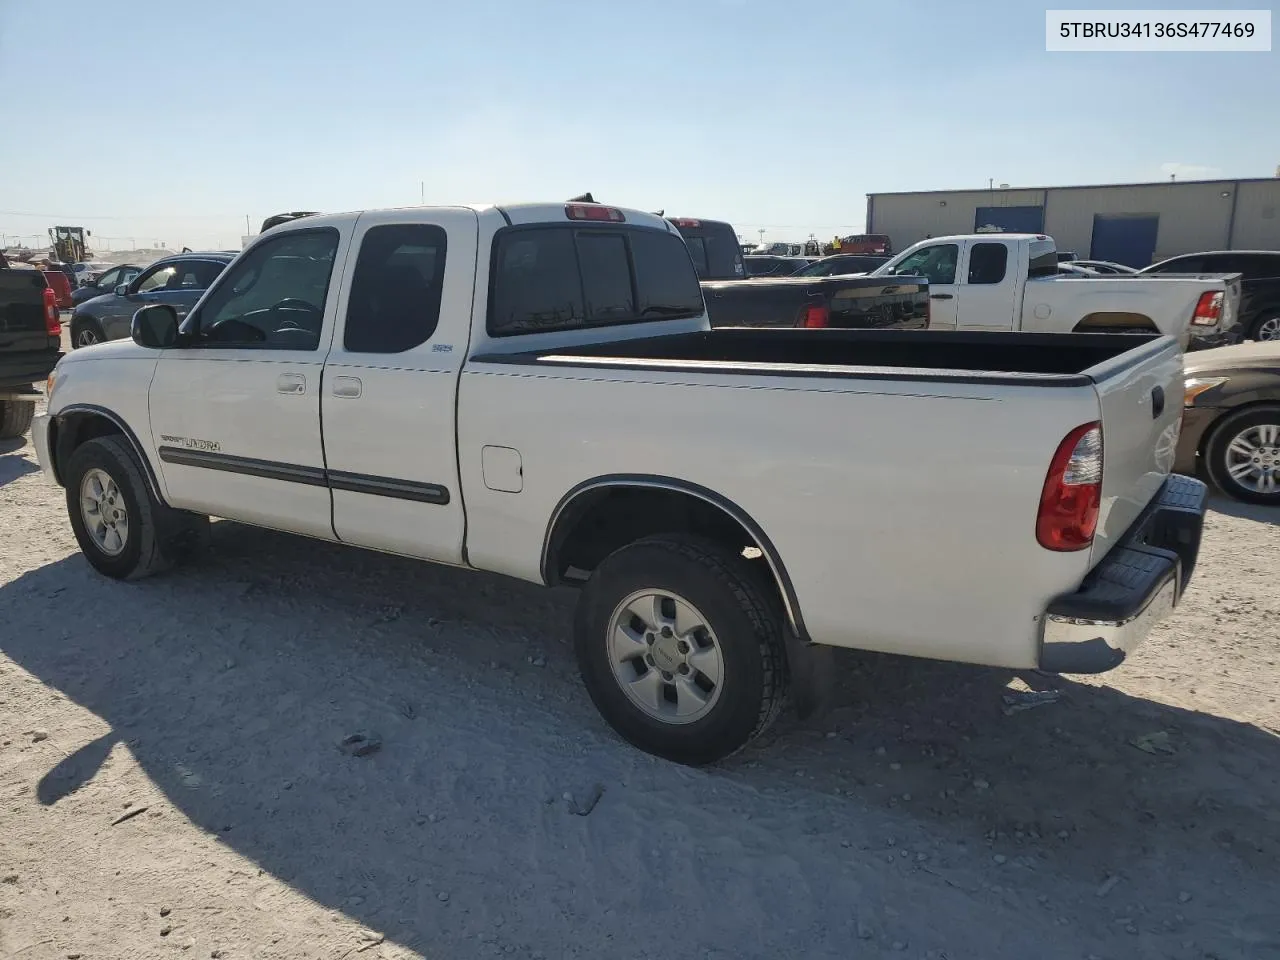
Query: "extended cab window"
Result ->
[[488, 226, 702, 336], [345, 224, 447, 353], [192, 230, 339, 350], [967, 243, 1008, 284]]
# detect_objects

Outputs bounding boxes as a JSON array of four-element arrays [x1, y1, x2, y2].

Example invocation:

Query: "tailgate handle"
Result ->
[[1151, 386, 1165, 419]]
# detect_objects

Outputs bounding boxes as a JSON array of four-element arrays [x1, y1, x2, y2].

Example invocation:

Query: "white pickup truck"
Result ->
[[872, 234, 1244, 350], [34, 202, 1208, 765]]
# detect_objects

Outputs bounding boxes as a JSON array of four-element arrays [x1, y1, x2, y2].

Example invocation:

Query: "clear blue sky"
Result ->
[[1, 0, 1275, 252]]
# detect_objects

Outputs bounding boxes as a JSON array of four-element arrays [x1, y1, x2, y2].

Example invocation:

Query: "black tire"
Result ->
[[573, 534, 788, 765], [64, 435, 209, 580], [1248, 313, 1280, 342], [1203, 404, 1280, 506], [0, 400, 36, 439], [70, 316, 105, 349]]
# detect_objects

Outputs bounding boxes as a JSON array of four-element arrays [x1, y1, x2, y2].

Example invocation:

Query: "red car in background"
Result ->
[[42, 269, 75, 309]]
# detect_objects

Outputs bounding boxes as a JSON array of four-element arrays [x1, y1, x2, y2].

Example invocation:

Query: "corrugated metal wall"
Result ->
[[868, 180, 1280, 263]]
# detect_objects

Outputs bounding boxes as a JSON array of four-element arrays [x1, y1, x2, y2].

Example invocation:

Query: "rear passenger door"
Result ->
[[955, 240, 1017, 331], [320, 209, 478, 564]]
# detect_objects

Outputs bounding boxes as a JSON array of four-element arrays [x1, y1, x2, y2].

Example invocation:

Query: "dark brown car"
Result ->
[[1176, 340, 1280, 505]]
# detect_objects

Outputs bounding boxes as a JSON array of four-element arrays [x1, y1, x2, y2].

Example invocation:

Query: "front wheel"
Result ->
[[573, 535, 788, 765], [71, 317, 105, 348], [65, 435, 209, 579], [1204, 405, 1280, 505]]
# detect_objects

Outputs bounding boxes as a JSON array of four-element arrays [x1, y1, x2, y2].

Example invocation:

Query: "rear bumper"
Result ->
[[1038, 474, 1207, 674]]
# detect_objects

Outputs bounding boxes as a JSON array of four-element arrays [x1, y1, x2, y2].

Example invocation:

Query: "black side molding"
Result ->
[[157, 446, 449, 504], [329, 469, 450, 505], [158, 447, 327, 486]]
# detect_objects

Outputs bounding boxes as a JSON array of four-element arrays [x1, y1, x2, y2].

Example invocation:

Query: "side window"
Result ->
[[488, 226, 702, 336], [135, 264, 177, 293], [1152, 256, 1203, 274], [1243, 255, 1280, 280], [891, 244, 958, 285], [967, 242, 1009, 284], [192, 229, 339, 350], [344, 223, 447, 354], [489, 229, 584, 335], [97, 267, 120, 288]]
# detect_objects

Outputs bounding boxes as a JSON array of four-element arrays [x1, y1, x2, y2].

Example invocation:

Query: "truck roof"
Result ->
[[920, 233, 1053, 244], [258, 203, 675, 236]]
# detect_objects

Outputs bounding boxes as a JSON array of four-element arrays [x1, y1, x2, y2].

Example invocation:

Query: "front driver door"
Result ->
[[148, 226, 352, 538], [885, 242, 959, 328]]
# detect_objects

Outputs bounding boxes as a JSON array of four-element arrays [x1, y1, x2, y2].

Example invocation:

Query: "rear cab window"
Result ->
[[668, 219, 744, 280], [488, 224, 704, 337]]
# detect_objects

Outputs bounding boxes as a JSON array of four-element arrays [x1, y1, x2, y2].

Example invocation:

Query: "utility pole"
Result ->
[[245, 214, 251, 234], [420, 181, 425, 205]]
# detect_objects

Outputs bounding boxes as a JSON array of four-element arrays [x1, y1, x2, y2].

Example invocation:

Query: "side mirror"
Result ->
[[114, 284, 130, 296], [132, 304, 179, 349]]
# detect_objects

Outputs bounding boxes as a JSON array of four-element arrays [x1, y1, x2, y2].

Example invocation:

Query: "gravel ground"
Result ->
[[1, 402, 1278, 960]]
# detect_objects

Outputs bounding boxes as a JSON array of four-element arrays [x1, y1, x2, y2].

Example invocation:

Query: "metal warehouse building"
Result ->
[[865, 177, 1280, 268]]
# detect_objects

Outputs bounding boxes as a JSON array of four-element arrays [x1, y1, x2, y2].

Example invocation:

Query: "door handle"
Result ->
[[929, 293, 954, 300], [331, 375, 362, 399], [277, 373, 306, 395]]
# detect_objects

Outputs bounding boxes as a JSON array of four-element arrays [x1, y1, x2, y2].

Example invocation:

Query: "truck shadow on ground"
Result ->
[[0, 437, 39, 487], [3, 519, 1277, 957]]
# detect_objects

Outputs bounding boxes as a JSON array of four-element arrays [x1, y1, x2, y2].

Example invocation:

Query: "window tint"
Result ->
[[488, 226, 702, 336], [629, 229, 703, 318], [344, 224, 447, 353], [684, 237, 710, 277], [674, 223, 743, 280], [967, 242, 1008, 284], [1150, 256, 1204, 274], [890, 244, 958, 285], [577, 233, 635, 321], [1242, 254, 1280, 279], [193, 230, 338, 350]]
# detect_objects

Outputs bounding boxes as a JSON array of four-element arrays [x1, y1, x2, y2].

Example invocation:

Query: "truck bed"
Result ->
[[476, 328, 1165, 385]]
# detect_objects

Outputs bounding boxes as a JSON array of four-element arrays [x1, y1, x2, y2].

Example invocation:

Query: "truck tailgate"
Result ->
[[1086, 337, 1185, 568]]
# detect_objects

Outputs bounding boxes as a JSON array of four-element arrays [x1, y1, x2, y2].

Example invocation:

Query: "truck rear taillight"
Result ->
[[802, 304, 829, 328], [1036, 421, 1103, 552], [566, 204, 626, 223], [43, 288, 61, 337], [1190, 291, 1223, 326], [670, 218, 702, 228]]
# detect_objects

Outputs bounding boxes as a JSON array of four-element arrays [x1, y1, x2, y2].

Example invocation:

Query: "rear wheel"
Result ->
[[71, 317, 105, 348], [1250, 314, 1280, 342], [1204, 405, 1280, 505], [65, 435, 209, 579], [0, 400, 36, 439], [573, 534, 788, 765]]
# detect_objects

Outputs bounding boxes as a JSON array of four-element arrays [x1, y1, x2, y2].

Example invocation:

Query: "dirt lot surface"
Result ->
[[2, 409, 1279, 960]]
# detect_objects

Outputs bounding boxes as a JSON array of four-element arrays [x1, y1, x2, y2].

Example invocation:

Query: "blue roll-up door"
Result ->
[[973, 205, 1045, 234], [1089, 215, 1160, 267]]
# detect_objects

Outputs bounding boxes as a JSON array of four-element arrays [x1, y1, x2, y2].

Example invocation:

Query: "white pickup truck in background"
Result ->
[[872, 234, 1244, 350], [34, 202, 1208, 765]]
